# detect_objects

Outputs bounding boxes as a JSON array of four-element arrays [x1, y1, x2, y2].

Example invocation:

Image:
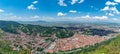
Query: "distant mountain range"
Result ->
[[18, 20, 120, 27]]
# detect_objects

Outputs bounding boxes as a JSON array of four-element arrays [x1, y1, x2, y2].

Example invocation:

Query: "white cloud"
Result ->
[[12, 16, 17, 18], [69, 10, 77, 13], [0, 13, 41, 21], [101, 6, 110, 11], [32, 1, 38, 4], [0, 9, 4, 13], [71, 0, 78, 5], [27, 1, 38, 10], [112, 18, 118, 21], [58, 0, 67, 6], [79, 0, 84, 4], [71, 0, 84, 5], [93, 16, 108, 20], [27, 4, 37, 10], [57, 12, 66, 16], [110, 7, 120, 14], [81, 15, 108, 20], [107, 13, 114, 16], [81, 14, 91, 19], [114, 0, 120, 3], [106, 1, 118, 5], [101, 1, 120, 16], [33, 15, 40, 18], [101, 6, 120, 16]]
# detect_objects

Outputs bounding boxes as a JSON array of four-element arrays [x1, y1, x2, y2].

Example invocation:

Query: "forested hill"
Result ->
[[0, 20, 74, 38], [0, 21, 20, 34]]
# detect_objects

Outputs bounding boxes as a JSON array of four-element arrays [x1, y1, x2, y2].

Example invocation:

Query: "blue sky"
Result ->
[[0, 0, 120, 22]]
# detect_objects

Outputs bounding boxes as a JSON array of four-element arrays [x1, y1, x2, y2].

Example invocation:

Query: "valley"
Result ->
[[0, 21, 120, 54]]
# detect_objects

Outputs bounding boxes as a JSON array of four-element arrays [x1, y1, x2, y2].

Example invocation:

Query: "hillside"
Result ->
[[0, 21, 117, 38], [0, 21, 74, 38], [86, 34, 120, 54], [60, 34, 120, 54], [0, 20, 119, 54]]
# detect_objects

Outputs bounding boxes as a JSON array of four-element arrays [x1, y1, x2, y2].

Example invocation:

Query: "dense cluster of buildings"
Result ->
[[45, 33, 107, 53], [1, 31, 118, 54]]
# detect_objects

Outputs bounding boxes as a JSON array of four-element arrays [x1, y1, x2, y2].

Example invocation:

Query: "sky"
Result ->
[[0, 0, 120, 23]]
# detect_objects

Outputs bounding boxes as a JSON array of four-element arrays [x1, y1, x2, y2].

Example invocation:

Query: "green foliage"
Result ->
[[19, 49, 30, 54], [37, 47, 44, 51], [56, 29, 74, 38], [45, 38, 54, 42], [83, 29, 92, 35], [0, 40, 30, 54], [0, 21, 74, 38], [87, 35, 120, 54], [0, 29, 4, 37], [0, 40, 19, 54]]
